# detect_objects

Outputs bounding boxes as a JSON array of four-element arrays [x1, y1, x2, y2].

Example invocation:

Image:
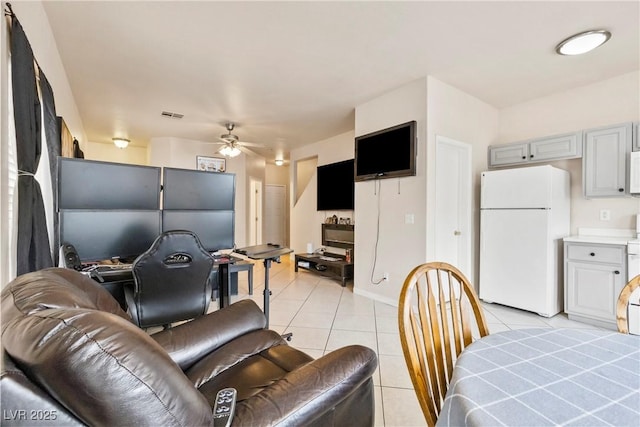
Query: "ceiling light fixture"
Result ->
[[275, 159, 284, 166], [219, 145, 241, 158], [555, 30, 611, 56], [112, 137, 129, 149]]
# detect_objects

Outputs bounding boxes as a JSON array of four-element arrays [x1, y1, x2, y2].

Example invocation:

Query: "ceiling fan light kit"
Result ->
[[219, 145, 241, 157], [555, 29, 611, 55]]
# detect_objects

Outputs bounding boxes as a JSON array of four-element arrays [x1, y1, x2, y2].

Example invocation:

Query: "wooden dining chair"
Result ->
[[616, 274, 640, 334], [398, 262, 490, 426]]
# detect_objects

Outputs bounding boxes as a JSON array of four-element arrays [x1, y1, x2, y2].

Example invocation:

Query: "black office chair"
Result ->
[[124, 230, 215, 329]]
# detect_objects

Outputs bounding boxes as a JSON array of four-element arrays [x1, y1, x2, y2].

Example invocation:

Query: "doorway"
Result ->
[[264, 185, 286, 246], [434, 135, 472, 278]]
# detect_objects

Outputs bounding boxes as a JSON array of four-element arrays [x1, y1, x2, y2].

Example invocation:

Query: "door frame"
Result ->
[[249, 178, 263, 245]]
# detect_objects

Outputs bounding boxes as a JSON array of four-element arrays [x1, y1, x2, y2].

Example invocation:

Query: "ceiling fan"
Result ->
[[211, 122, 262, 157]]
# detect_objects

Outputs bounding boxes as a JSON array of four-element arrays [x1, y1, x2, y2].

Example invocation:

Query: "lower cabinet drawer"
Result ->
[[566, 243, 625, 264]]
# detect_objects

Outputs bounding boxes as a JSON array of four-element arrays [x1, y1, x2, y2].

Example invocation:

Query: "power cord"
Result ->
[[370, 179, 385, 285]]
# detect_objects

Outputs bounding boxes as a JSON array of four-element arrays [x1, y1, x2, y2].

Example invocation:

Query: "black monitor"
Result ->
[[162, 167, 235, 210], [58, 158, 161, 210], [59, 210, 162, 262], [162, 210, 235, 252]]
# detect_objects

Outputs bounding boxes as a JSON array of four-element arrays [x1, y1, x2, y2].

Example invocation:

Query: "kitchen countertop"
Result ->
[[563, 227, 636, 245]]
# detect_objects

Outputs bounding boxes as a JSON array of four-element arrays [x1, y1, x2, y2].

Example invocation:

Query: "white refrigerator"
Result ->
[[479, 165, 570, 317]]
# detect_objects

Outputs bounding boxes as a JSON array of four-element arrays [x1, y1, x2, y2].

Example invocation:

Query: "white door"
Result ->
[[434, 136, 472, 278], [249, 179, 263, 245], [264, 185, 286, 246]]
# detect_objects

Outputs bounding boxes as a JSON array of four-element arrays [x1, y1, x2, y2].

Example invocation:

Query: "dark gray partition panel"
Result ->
[[59, 210, 162, 262], [162, 167, 235, 210], [58, 158, 161, 209], [162, 210, 234, 252]]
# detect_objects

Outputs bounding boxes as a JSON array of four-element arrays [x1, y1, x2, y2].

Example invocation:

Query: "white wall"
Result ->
[[425, 76, 500, 287], [353, 78, 428, 305], [290, 131, 355, 256], [85, 141, 149, 165], [498, 71, 640, 233]]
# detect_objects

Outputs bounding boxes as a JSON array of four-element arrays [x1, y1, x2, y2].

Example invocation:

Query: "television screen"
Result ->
[[163, 167, 235, 210], [355, 120, 416, 181], [59, 210, 162, 262], [58, 158, 161, 210], [162, 210, 235, 252], [317, 159, 354, 211]]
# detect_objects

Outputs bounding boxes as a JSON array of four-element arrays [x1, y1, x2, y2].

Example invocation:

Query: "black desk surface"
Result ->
[[234, 244, 292, 260]]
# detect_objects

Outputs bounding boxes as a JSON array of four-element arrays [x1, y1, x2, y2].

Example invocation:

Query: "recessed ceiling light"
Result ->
[[555, 30, 611, 56], [112, 137, 129, 149]]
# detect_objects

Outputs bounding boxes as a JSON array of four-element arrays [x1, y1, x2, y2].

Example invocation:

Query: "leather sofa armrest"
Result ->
[[151, 299, 266, 370], [233, 345, 378, 426]]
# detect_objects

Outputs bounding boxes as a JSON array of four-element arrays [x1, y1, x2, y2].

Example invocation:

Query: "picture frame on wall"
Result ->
[[196, 156, 226, 172]]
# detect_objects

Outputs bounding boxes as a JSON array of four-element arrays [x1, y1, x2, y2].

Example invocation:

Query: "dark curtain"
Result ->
[[40, 72, 60, 264], [11, 17, 53, 274]]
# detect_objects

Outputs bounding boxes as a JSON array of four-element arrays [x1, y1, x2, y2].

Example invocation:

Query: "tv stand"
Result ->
[[294, 253, 353, 287]]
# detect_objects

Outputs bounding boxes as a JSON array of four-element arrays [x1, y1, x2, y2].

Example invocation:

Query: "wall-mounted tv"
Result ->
[[317, 159, 354, 211], [354, 120, 416, 182]]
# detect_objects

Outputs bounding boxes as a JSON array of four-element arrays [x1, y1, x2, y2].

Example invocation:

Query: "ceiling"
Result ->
[[41, 1, 639, 162]]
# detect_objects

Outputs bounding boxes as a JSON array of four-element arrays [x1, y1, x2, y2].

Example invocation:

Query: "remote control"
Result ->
[[213, 387, 237, 427]]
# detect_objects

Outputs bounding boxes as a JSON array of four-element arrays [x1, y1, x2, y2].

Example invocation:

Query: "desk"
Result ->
[[234, 244, 293, 329], [437, 328, 640, 426]]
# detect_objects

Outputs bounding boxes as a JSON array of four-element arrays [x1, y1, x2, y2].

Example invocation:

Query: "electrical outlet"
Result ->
[[383, 272, 389, 281], [600, 209, 611, 221]]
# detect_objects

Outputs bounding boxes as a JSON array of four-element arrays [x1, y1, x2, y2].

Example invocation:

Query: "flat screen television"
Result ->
[[354, 120, 416, 181], [58, 158, 161, 210], [162, 167, 235, 210], [162, 210, 235, 252], [317, 159, 354, 211], [59, 210, 162, 262]]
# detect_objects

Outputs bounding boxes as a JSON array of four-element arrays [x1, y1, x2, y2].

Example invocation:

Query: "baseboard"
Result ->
[[353, 286, 398, 308]]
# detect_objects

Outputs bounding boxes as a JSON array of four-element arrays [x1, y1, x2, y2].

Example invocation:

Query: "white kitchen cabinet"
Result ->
[[564, 241, 627, 328], [635, 122, 639, 152], [529, 131, 582, 162], [488, 143, 528, 166], [488, 131, 582, 168], [583, 123, 632, 198]]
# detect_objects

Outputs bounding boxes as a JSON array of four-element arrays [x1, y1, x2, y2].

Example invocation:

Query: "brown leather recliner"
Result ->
[[1, 268, 378, 426]]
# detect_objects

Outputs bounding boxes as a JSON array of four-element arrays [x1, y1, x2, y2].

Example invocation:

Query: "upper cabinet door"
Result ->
[[583, 123, 632, 198], [488, 143, 528, 167], [529, 131, 582, 162]]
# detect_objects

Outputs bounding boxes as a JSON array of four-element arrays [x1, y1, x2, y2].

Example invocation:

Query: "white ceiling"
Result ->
[[42, 1, 639, 162]]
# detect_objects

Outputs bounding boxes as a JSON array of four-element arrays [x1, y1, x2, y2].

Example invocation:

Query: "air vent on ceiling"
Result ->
[[161, 111, 184, 119]]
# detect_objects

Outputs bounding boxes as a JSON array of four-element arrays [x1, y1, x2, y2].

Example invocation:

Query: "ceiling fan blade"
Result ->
[[237, 145, 261, 157], [238, 141, 263, 147]]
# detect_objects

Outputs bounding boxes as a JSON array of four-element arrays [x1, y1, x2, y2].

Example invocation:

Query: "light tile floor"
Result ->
[[213, 256, 611, 427]]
